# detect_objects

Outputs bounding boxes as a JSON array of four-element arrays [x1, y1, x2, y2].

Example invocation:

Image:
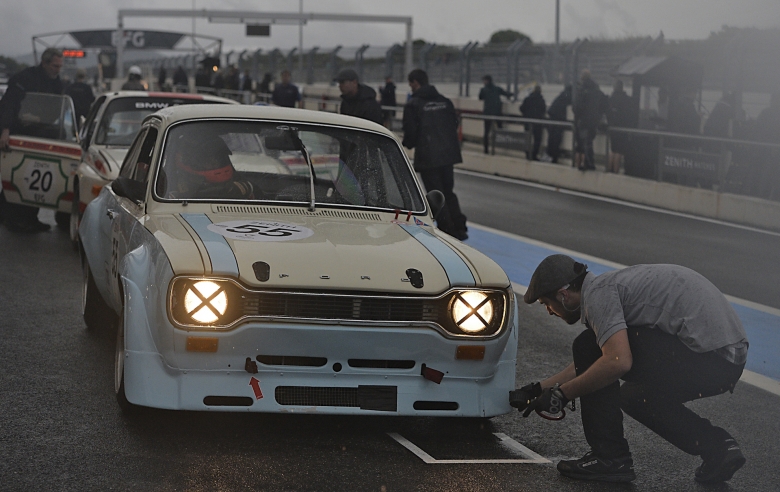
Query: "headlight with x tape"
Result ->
[[445, 290, 506, 337], [169, 278, 242, 329]]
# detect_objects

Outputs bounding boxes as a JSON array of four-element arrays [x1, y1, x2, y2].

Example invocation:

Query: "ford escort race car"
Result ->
[[70, 91, 238, 244], [79, 104, 518, 416]]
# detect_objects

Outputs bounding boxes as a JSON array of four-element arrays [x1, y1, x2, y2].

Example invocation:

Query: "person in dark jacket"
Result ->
[[606, 80, 634, 173], [546, 84, 572, 163], [271, 70, 301, 108], [65, 69, 95, 123], [195, 65, 212, 88], [378, 75, 397, 129], [0, 47, 64, 232], [520, 85, 547, 161], [478, 75, 513, 154], [336, 69, 383, 125], [121, 66, 146, 91], [172, 66, 189, 90], [157, 66, 167, 91], [241, 69, 253, 91], [573, 70, 607, 171], [402, 69, 467, 240]]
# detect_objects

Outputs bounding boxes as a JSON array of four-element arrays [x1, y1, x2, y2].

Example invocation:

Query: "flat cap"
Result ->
[[523, 254, 588, 304], [335, 68, 359, 82]]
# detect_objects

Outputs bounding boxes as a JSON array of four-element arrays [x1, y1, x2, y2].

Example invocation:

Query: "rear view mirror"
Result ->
[[264, 132, 301, 151], [426, 190, 445, 219]]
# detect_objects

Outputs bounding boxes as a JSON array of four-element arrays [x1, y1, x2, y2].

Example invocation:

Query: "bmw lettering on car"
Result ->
[[79, 104, 518, 416], [71, 91, 238, 244]]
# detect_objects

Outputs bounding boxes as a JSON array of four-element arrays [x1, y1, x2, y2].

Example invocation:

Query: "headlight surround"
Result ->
[[443, 289, 507, 337], [170, 278, 242, 328]]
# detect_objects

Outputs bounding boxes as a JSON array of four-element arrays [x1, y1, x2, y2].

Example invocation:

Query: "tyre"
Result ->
[[55, 211, 69, 231], [115, 313, 135, 412], [82, 259, 116, 331], [69, 188, 80, 251]]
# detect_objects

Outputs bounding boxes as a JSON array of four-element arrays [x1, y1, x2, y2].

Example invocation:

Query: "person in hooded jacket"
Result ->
[[546, 84, 572, 163], [520, 85, 547, 161], [402, 69, 467, 240], [336, 69, 383, 125], [121, 66, 146, 91]]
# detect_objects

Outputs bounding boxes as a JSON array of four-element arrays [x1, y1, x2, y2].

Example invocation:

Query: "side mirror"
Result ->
[[426, 190, 445, 220], [112, 177, 145, 204]]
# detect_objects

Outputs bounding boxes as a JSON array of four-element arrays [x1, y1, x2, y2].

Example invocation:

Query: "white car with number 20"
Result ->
[[79, 104, 518, 416]]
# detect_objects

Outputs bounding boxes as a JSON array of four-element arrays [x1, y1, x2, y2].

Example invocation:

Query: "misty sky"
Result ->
[[2, 0, 779, 57]]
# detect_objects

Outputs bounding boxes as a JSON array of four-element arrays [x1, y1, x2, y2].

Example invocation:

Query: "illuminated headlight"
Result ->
[[451, 291, 495, 333], [184, 281, 228, 323], [171, 278, 240, 329]]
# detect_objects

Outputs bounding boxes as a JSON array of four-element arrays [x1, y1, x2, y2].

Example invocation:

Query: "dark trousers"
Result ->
[[419, 165, 467, 236], [483, 120, 502, 154], [529, 124, 543, 160], [3, 201, 40, 226], [573, 328, 744, 460], [574, 125, 597, 169], [546, 126, 563, 162]]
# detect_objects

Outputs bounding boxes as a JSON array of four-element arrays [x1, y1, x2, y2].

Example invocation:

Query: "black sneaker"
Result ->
[[695, 439, 745, 483], [557, 451, 636, 483]]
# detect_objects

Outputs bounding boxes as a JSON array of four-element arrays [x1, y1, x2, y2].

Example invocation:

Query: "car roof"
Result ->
[[146, 104, 393, 135], [102, 90, 239, 105]]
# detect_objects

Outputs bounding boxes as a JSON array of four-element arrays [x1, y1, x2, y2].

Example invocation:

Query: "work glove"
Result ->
[[522, 384, 569, 418], [509, 382, 542, 411]]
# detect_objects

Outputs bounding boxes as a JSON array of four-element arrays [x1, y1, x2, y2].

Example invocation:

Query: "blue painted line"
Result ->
[[464, 225, 780, 382], [181, 213, 239, 277], [400, 224, 475, 287]]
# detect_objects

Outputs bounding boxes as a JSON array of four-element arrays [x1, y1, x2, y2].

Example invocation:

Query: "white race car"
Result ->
[[79, 104, 518, 416], [70, 91, 238, 244]]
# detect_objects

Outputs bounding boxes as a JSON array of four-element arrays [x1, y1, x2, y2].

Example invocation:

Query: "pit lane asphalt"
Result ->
[[0, 177, 778, 491]]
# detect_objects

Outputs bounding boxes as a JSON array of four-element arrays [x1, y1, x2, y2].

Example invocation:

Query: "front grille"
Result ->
[[242, 294, 440, 323], [212, 204, 382, 221], [275, 385, 398, 411]]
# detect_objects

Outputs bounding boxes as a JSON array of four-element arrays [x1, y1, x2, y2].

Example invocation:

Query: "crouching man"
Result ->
[[512, 254, 748, 483]]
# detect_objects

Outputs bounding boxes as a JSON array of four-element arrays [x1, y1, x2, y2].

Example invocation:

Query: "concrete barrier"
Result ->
[[458, 151, 780, 232]]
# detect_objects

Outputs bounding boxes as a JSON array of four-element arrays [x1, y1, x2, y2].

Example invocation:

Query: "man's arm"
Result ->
[[558, 329, 633, 399], [540, 362, 577, 389]]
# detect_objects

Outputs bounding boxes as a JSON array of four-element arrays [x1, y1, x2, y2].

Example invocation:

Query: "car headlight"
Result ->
[[444, 289, 506, 337], [170, 278, 241, 329]]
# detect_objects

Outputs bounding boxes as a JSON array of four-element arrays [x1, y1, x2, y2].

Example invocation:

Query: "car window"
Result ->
[[155, 120, 425, 212], [81, 95, 106, 144], [118, 129, 148, 180], [94, 97, 230, 146], [131, 128, 158, 184], [13, 93, 78, 143]]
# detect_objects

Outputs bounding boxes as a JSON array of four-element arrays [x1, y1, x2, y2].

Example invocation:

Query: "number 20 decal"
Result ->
[[29, 170, 53, 192]]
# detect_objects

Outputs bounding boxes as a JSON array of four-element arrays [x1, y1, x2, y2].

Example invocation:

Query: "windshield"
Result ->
[[14, 93, 77, 143], [154, 120, 425, 212], [95, 97, 227, 146]]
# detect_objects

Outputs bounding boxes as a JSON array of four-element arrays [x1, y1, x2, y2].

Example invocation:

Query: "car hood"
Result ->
[[148, 211, 508, 294]]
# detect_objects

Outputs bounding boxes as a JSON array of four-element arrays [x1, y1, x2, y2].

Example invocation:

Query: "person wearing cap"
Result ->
[[0, 47, 64, 232], [271, 70, 300, 108], [402, 68, 468, 240], [335, 69, 383, 125], [121, 66, 146, 91], [512, 254, 748, 484], [65, 69, 95, 122]]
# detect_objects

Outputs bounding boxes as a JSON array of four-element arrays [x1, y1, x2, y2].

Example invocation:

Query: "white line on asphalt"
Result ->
[[475, 222, 780, 398], [387, 432, 550, 464], [457, 168, 780, 238]]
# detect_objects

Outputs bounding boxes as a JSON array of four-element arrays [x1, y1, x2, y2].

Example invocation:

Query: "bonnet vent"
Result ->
[[212, 204, 381, 221]]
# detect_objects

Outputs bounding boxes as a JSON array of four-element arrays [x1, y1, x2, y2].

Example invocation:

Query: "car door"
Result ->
[[106, 125, 159, 308], [0, 93, 81, 213]]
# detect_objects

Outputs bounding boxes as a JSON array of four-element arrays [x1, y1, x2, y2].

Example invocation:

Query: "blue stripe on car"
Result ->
[[400, 224, 475, 287], [181, 213, 239, 277]]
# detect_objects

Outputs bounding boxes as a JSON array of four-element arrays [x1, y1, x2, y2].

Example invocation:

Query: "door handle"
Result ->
[[106, 209, 116, 220]]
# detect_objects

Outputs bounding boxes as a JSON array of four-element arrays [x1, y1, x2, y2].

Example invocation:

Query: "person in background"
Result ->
[[172, 66, 189, 91], [520, 85, 547, 161], [546, 84, 572, 163], [272, 70, 301, 108], [0, 47, 64, 232], [379, 75, 397, 129], [65, 69, 95, 123], [258, 73, 273, 95], [336, 69, 383, 125], [606, 80, 634, 173], [478, 75, 513, 154], [402, 68, 468, 240], [121, 66, 146, 91], [157, 66, 167, 91], [573, 69, 607, 171], [513, 255, 748, 484], [241, 69, 253, 92]]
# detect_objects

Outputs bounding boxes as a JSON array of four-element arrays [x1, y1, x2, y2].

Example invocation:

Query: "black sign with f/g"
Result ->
[[246, 25, 271, 37]]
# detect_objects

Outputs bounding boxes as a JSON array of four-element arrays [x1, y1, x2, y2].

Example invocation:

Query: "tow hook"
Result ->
[[245, 357, 258, 374]]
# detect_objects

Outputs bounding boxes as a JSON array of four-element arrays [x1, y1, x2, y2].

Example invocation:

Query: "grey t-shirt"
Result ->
[[580, 265, 748, 363]]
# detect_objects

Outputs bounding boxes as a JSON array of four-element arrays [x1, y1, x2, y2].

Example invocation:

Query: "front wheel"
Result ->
[[115, 313, 134, 412], [82, 260, 115, 331]]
